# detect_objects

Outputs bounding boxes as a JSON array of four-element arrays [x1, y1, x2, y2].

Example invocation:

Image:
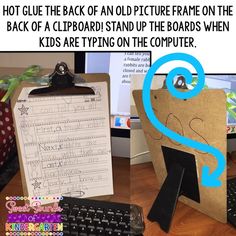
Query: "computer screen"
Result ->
[[75, 51, 151, 133]]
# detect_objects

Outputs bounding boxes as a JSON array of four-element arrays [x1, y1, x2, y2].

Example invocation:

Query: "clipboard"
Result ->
[[11, 62, 113, 204], [133, 76, 227, 225]]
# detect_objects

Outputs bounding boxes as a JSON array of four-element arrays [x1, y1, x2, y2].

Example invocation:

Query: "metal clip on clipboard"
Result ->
[[162, 75, 188, 90], [29, 62, 95, 96]]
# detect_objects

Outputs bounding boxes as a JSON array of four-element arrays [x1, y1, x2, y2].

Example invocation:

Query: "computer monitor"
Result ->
[[74, 51, 151, 157]]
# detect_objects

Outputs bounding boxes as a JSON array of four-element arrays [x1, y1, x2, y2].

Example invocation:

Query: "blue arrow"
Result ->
[[142, 53, 226, 187]]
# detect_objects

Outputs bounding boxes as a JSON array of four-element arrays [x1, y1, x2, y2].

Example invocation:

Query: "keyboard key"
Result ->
[[96, 226, 105, 234], [123, 230, 132, 235], [71, 232, 79, 236]]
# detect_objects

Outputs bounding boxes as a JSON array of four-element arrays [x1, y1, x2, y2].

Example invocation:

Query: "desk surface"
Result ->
[[1, 158, 236, 235], [131, 162, 236, 236]]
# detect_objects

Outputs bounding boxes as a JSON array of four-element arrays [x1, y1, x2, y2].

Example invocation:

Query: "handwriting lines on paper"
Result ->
[[15, 83, 112, 199]]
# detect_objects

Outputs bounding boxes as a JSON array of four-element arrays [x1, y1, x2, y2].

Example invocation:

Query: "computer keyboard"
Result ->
[[227, 177, 236, 227], [59, 196, 144, 236]]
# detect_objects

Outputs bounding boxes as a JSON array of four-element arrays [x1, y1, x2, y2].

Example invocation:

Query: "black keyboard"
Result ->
[[59, 196, 144, 236], [227, 177, 236, 227]]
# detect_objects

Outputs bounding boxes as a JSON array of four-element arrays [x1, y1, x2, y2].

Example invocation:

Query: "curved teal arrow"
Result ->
[[142, 53, 226, 187]]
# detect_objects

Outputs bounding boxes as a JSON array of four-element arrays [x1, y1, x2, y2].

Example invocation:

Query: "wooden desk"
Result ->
[[0, 157, 130, 233], [131, 162, 236, 236], [1, 158, 235, 235]]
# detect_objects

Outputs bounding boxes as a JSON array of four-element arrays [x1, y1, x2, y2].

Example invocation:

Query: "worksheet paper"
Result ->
[[13, 82, 113, 204]]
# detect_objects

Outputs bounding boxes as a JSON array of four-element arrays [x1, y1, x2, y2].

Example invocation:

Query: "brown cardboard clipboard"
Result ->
[[11, 63, 111, 202], [133, 87, 227, 223]]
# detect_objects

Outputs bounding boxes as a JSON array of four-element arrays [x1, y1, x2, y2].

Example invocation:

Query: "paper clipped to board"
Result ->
[[13, 82, 113, 204]]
